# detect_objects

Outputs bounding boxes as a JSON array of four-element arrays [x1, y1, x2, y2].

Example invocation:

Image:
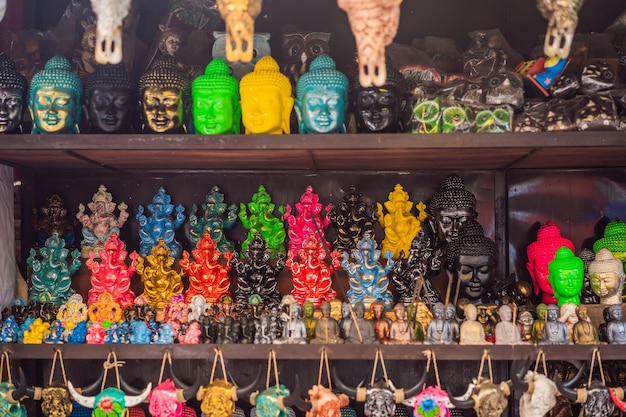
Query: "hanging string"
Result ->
[[533, 350, 548, 375], [588, 348, 606, 387], [0, 351, 12, 385], [422, 350, 441, 389], [102, 351, 125, 391], [210, 348, 228, 383], [317, 348, 332, 389], [49, 349, 68, 387], [265, 350, 280, 389], [476, 350, 493, 383], [370, 349, 390, 386], [158, 350, 173, 385]]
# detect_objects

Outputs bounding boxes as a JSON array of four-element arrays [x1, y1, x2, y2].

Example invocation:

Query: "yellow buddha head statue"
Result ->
[[239, 55, 293, 134]]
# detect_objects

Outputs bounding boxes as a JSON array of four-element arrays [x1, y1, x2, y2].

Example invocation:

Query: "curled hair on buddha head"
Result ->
[[296, 54, 348, 100], [445, 219, 496, 262], [240, 55, 293, 100], [589, 248, 624, 279], [0, 53, 28, 103], [84, 63, 136, 103], [139, 54, 191, 108], [29, 55, 83, 120], [593, 218, 626, 254], [428, 174, 478, 216]]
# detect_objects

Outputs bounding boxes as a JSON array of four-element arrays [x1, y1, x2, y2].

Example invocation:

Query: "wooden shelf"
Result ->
[[0, 131, 625, 172], [2, 343, 622, 361]]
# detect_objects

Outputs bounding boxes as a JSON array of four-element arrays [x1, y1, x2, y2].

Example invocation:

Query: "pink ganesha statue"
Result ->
[[181, 232, 233, 304], [284, 185, 331, 252], [86, 233, 138, 309], [286, 232, 340, 308]]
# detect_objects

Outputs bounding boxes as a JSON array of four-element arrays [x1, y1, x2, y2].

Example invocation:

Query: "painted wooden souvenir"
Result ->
[[215, 0, 263, 62], [287, 233, 339, 309], [135, 239, 184, 311], [239, 185, 287, 257], [189, 186, 238, 252], [179, 321, 202, 344], [284, 185, 331, 253], [337, 0, 402, 87], [539, 304, 571, 345], [89, 0, 132, 64], [377, 184, 427, 259], [69, 382, 151, 417], [23, 317, 50, 344], [87, 292, 124, 324], [77, 185, 129, 258], [181, 232, 233, 304], [282, 31, 331, 86], [27, 232, 80, 305], [328, 185, 377, 254], [137, 187, 185, 258], [537, 0, 584, 58], [86, 233, 138, 309], [0, 315, 17, 343], [32, 194, 76, 248], [0, 53, 28, 134], [0, 375, 27, 417], [450, 378, 513, 417], [343, 233, 394, 309]]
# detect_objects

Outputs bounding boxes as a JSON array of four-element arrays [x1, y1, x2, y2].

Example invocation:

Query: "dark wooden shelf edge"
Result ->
[[2, 343, 618, 361]]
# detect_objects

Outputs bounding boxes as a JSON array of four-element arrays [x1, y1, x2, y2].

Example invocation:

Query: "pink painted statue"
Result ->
[[178, 321, 202, 344], [284, 185, 331, 253], [286, 232, 340, 308], [181, 232, 233, 304], [86, 233, 138, 309]]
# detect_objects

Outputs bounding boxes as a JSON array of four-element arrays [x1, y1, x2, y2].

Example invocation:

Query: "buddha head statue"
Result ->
[[589, 248, 625, 305], [138, 54, 191, 133], [0, 53, 28, 134], [428, 174, 478, 245], [445, 219, 496, 304], [526, 221, 575, 305], [29, 55, 82, 134], [352, 60, 406, 133], [84, 63, 136, 133], [295, 54, 348, 134], [240, 56, 294, 134], [593, 218, 626, 267], [191, 58, 240, 135], [548, 247, 584, 306]]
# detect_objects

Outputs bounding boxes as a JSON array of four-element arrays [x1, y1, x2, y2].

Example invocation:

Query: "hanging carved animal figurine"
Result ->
[[216, 0, 263, 63], [536, 0, 584, 58], [302, 384, 350, 417], [449, 377, 513, 417], [68, 381, 152, 417], [554, 365, 615, 417], [333, 372, 426, 417], [89, 0, 132, 64], [337, 0, 402, 87], [0, 368, 31, 417]]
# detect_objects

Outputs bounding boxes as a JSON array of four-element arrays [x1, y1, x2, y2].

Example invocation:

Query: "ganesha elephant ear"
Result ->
[[553, 371, 579, 402], [231, 368, 263, 401], [447, 386, 475, 409], [68, 381, 96, 408], [125, 382, 152, 407]]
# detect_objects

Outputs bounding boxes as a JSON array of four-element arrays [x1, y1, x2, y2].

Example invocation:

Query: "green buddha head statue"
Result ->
[[295, 54, 348, 134], [593, 218, 626, 267], [191, 58, 240, 134], [0, 53, 28, 134], [84, 63, 136, 133], [240, 56, 294, 135], [548, 246, 584, 306], [138, 54, 191, 133], [29, 55, 82, 134]]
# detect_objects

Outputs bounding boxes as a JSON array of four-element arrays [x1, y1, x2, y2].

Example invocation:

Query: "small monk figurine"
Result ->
[[0, 53, 28, 134], [76, 185, 129, 258], [530, 303, 547, 343], [495, 304, 526, 345], [189, 185, 238, 253], [548, 247, 584, 306], [344, 301, 378, 344], [310, 301, 343, 344], [572, 304, 599, 344], [295, 54, 349, 134], [527, 221, 575, 305], [136, 186, 185, 258], [84, 63, 136, 133], [389, 303, 418, 344], [539, 304, 572, 345], [240, 55, 294, 134], [29, 55, 82, 134], [424, 302, 456, 345], [191, 58, 241, 134], [138, 54, 191, 133], [558, 303, 578, 342], [460, 304, 490, 345], [589, 248, 625, 305], [405, 303, 425, 342], [239, 185, 287, 257], [303, 301, 317, 341], [371, 301, 391, 344], [275, 302, 307, 344], [606, 304, 626, 344], [284, 185, 331, 253]]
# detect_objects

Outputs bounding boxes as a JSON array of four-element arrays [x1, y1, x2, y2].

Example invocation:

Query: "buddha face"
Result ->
[[455, 254, 493, 302], [355, 87, 399, 132], [550, 266, 583, 298], [299, 86, 345, 133], [303, 302, 315, 318], [0, 88, 23, 133], [590, 271, 621, 299], [241, 87, 285, 134], [193, 90, 237, 134], [31, 86, 77, 133], [436, 207, 476, 244], [88, 86, 132, 133], [142, 87, 184, 133]]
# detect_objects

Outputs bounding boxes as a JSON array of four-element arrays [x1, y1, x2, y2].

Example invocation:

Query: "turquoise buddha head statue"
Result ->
[[138, 54, 191, 133], [295, 54, 348, 134], [0, 53, 28, 134], [29, 55, 82, 134], [84, 63, 136, 133], [191, 58, 240, 134]]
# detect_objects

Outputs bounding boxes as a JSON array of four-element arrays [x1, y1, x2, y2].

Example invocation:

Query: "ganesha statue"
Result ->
[[135, 239, 184, 311], [189, 186, 238, 253], [137, 187, 185, 258], [284, 185, 331, 252], [239, 185, 287, 257]]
